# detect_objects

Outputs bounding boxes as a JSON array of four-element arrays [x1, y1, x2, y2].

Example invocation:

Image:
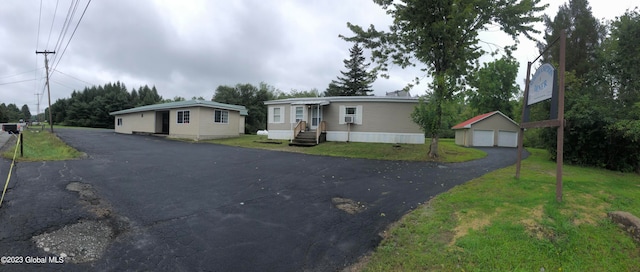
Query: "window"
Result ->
[[345, 107, 356, 115], [340, 105, 362, 125], [117, 118, 123, 126], [177, 110, 190, 124], [273, 108, 281, 123], [214, 110, 229, 124], [295, 106, 303, 122]]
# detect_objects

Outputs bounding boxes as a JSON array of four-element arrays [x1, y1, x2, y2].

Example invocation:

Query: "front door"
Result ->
[[310, 106, 322, 130]]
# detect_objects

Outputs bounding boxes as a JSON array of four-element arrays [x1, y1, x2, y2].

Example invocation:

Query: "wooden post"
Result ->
[[20, 133, 23, 157], [516, 61, 533, 179]]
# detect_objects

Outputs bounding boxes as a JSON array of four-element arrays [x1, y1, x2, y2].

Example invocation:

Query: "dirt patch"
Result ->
[[332, 197, 366, 214], [450, 210, 492, 246], [521, 205, 551, 240], [564, 193, 609, 225]]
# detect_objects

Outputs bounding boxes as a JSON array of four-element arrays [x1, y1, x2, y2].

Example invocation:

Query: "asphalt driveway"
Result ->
[[0, 128, 526, 271]]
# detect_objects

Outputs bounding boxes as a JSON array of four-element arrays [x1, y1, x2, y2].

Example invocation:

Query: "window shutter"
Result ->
[[339, 105, 346, 124], [356, 105, 363, 124], [268, 107, 274, 124], [290, 106, 295, 123]]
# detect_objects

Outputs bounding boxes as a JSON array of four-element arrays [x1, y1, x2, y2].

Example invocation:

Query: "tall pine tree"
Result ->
[[325, 43, 375, 96]]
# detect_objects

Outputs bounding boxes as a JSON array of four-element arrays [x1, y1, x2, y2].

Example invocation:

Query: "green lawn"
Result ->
[[1, 129, 83, 161], [205, 135, 486, 163], [360, 148, 640, 271]]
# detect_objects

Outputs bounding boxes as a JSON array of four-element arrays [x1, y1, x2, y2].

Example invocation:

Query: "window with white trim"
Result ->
[[273, 107, 281, 123], [117, 118, 123, 126], [339, 105, 363, 125], [214, 110, 229, 124], [177, 110, 190, 124]]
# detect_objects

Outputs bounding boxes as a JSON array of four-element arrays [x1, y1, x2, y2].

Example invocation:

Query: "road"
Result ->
[[0, 128, 526, 271]]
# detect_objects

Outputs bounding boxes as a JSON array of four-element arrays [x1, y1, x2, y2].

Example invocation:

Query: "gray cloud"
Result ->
[[0, 0, 631, 115]]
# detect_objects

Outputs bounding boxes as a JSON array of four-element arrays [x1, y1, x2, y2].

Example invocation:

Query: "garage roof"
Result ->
[[451, 111, 518, 129], [109, 100, 248, 116]]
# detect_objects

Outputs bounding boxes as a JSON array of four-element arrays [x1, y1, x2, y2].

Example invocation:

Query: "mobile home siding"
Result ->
[[324, 102, 420, 133], [265, 97, 424, 144]]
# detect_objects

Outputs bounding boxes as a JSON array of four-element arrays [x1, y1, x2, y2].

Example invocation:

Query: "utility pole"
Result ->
[[35, 50, 55, 133]]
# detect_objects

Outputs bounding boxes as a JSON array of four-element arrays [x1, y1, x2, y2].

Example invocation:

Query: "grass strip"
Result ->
[[1, 129, 83, 161], [361, 148, 640, 271], [205, 135, 486, 163]]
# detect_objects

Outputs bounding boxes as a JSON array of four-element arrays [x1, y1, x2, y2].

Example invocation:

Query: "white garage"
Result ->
[[452, 111, 520, 147], [472, 130, 495, 146], [497, 131, 518, 147]]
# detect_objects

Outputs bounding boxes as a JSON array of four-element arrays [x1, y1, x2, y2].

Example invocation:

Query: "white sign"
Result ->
[[528, 63, 555, 105]]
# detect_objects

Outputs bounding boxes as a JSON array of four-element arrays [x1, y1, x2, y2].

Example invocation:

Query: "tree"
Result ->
[[21, 104, 31, 121], [467, 56, 520, 117], [6, 103, 20, 122], [325, 43, 375, 96], [538, 0, 606, 80], [213, 82, 277, 133], [606, 9, 640, 109], [412, 92, 469, 139], [342, 0, 545, 158], [0, 103, 7, 123], [536, 2, 640, 172], [277, 88, 321, 99]]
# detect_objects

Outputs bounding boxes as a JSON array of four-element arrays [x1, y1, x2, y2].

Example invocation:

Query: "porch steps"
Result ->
[[289, 131, 326, 147]]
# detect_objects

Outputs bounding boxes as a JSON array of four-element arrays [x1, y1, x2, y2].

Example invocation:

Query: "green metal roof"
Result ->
[[109, 100, 248, 116]]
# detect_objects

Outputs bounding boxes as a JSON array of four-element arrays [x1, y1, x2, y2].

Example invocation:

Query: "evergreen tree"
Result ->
[[325, 43, 375, 96], [21, 104, 31, 121]]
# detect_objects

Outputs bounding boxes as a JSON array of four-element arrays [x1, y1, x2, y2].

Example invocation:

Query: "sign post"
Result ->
[[516, 30, 566, 203]]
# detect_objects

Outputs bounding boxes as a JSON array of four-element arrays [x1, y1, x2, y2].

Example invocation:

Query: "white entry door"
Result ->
[[472, 130, 494, 147], [310, 106, 322, 130]]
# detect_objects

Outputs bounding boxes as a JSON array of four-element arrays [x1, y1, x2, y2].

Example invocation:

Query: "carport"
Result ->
[[452, 111, 519, 147]]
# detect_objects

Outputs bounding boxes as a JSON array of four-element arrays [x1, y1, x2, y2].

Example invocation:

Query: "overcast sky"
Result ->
[[0, 0, 637, 115]]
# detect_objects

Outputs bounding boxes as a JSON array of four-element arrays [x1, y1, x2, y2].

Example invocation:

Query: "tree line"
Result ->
[[0, 103, 31, 123], [45, 82, 163, 128], [529, 2, 640, 172]]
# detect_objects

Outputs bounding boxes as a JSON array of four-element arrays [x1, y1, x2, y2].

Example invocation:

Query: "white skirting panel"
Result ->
[[326, 131, 424, 144], [267, 130, 293, 140]]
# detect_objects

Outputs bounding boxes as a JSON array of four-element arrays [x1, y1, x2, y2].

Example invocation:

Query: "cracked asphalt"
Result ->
[[0, 128, 527, 271]]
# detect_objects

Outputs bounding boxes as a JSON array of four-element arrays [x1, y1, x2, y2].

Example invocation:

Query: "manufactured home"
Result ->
[[264, 96, 423, 145]]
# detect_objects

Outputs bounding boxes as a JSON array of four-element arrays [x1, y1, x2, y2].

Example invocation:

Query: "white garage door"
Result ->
[[497, 131, 518, 147], [472, 130, 494, 147]]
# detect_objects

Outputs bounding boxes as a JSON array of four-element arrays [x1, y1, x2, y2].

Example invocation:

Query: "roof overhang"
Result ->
[[290, 100, 330, 106]]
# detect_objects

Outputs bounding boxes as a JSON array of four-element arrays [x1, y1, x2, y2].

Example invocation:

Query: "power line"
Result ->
[[51, 0, 92, 73], [53, 69, 95, 86], [35, 0, 43, 103], [0, 68, 42, 80], [45, 0, 60, 50], [0, 78, 39, 86], [49, 0, 79, 70]]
